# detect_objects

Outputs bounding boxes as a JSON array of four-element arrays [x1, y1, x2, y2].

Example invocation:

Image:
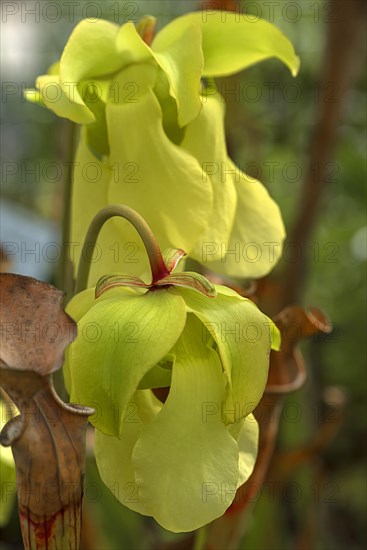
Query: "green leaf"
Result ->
[[200, 163, 286, 278], [156, 12, 300, 78], [106, 64, 213, 258], [66, 288, 187, 435], [173, 287, 272, 423], [181, 91, 237, 261], [132, 315, 239, 532], [152, 22, 203, 126]]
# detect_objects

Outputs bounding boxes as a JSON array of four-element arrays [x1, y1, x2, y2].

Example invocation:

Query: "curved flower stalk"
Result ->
[[64, 205, 280, 532], [26, 12, 299, 285]]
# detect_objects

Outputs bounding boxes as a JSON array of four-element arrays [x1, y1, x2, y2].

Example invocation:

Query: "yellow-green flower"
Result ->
[[64, 242, 280, 532], [26, 12, 299, 284]]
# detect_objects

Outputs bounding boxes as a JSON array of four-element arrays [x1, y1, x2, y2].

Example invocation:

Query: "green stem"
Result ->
[[193, 525, 208, 550], [75, 205, 169, 293], [59, 121, 77, 295]]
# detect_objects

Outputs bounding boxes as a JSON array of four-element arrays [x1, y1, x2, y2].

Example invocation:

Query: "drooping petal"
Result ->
[[70, 136, 151, 286], [66, 288, 187, 435], [153, 69, 185, 145], [63, 286, 146, 392], [155, 12, 300, 78], [94, 389, 162, 516], [117, 21, 203, 127], [106, 64, 213, 256], [173, 287, 273, 423], [25, 71, 113, 126], [202, 284, 281, 351], [152, 22, 203, 126], [182, 89, 283, 279], [62, 287, 95, 393], [202, 164, 286, 278], [63, 286, 135, 392], [66, 286, 142, 323], [32, 74, 95, 124], [70, 136, 108, 278], [115, 21, 154, 63], [132, 315, 239, 532], [181, 92, 237, 262], [228, 414, 259, 487], [58, 19, 123, 119], [80, 79, 110, 156], [138, 361, 172, 389]]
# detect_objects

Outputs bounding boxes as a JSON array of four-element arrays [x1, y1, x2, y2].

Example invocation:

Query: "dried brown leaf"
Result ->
[[267, 305, 332, 393], [0, 274, 93, 550], [0, 273, 76, 375]]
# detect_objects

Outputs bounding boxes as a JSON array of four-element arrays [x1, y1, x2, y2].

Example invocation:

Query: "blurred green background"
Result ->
[[1, 1, 366, 549]]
